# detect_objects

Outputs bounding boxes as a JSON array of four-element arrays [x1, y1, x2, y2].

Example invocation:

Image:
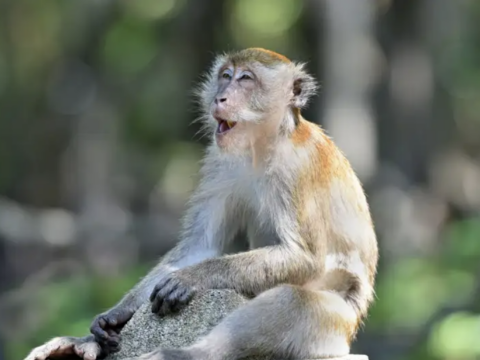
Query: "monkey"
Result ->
[[25, 48, 378, 360]]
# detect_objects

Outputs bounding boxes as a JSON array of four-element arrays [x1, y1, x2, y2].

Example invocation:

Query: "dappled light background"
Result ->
[[1, 1, 480, 359]]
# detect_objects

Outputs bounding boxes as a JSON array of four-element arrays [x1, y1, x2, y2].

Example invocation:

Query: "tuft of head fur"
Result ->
[[228, 47, 292, 66]]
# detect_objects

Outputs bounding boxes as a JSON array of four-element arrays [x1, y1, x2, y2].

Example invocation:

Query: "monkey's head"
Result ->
[[197, 48, 317, 152]]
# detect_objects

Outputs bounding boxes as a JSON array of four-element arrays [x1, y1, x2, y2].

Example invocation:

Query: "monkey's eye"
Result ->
[[239, 73, 253, 81], [221, 71, 232, 80]]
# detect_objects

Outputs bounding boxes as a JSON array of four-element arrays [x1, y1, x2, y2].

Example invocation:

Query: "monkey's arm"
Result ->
[[152, 242, 316, 299], [113, 191, 234, 308], [91, 190, 236, 344]]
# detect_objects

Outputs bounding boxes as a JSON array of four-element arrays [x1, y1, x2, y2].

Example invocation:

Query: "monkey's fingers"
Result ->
[[164, 288, 187, 314], [149, 277, 172, 302], [24, 336, 77, 360], [151, 278, 177, 314], [151, 295, 165, 315], [151, 280, 180, 315], [162, 287, 194, 315], [159, 280, 181, 301]]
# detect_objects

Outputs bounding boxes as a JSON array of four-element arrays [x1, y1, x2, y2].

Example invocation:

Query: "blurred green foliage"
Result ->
[[368, 217, 480, 359]]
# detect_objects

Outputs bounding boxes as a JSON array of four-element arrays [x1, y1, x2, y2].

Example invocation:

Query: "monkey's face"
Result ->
[[209, 62, 292, 151], [197, 48, 317, 153]]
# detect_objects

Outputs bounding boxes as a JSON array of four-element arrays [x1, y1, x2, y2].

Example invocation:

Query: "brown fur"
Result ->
[[229, 47, 291, 66], [291, 117, 312, 145], [292, 115, 377, 331]]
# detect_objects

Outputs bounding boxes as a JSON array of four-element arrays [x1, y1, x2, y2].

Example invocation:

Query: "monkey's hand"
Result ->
[[90, 307, 134, 352], [149, 271, 197, 316], [24, 335, 102, 360]]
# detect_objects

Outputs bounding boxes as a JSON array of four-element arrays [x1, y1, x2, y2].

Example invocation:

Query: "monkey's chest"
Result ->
[[229, 172, 292, 249], [245, 221, 282, 249], [241, 194, 287, 249]]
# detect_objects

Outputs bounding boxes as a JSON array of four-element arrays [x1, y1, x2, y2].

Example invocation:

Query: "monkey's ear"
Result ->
[[291, 66, 317, 109]]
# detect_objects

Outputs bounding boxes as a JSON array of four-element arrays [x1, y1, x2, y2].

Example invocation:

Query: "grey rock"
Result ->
[[107, 290, 367, 360], [108, 290, 248, 360]]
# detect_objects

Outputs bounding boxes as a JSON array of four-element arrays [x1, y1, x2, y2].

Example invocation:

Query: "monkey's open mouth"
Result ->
[[215, 118, 237, 134]]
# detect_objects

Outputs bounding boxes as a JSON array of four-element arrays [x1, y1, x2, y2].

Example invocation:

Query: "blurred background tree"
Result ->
[[1, 1, 480, 360]]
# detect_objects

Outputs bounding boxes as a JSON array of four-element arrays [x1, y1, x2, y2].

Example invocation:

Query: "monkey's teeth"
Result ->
[[216, 119, 237, 134]]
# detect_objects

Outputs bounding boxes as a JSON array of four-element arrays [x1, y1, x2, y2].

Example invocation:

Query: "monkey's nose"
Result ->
[[215, 97, 227, 104]]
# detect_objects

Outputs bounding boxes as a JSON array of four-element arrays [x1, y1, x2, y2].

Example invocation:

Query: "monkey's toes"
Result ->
[[74, 340, 102, 360], [91, 318, 109, 341], [98, 338, 121, 356]]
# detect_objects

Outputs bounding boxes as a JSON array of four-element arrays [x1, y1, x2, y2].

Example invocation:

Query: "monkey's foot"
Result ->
[[24, 335, 102, 360]]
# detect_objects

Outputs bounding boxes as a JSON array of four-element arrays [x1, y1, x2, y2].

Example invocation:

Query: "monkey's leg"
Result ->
[[132, 285, 357, 360]]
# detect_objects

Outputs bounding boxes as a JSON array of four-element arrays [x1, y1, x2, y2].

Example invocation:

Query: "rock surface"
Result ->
[[108, 289, 367, 360], [108, 290, 248, 360]]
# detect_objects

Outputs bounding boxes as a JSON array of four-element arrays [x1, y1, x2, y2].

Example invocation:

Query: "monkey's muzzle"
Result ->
[[215, 118, 237, 134]]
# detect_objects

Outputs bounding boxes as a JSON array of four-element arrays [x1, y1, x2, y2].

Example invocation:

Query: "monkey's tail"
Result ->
[[317, 267, 374, 328]]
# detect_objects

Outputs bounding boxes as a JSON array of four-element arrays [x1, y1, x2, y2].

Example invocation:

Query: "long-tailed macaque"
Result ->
[[25, 48, 378, 360]]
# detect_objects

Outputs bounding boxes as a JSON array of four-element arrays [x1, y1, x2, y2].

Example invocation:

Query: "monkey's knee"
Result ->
[[194, 285, 356, 359], [187, 286, 311, 358]]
